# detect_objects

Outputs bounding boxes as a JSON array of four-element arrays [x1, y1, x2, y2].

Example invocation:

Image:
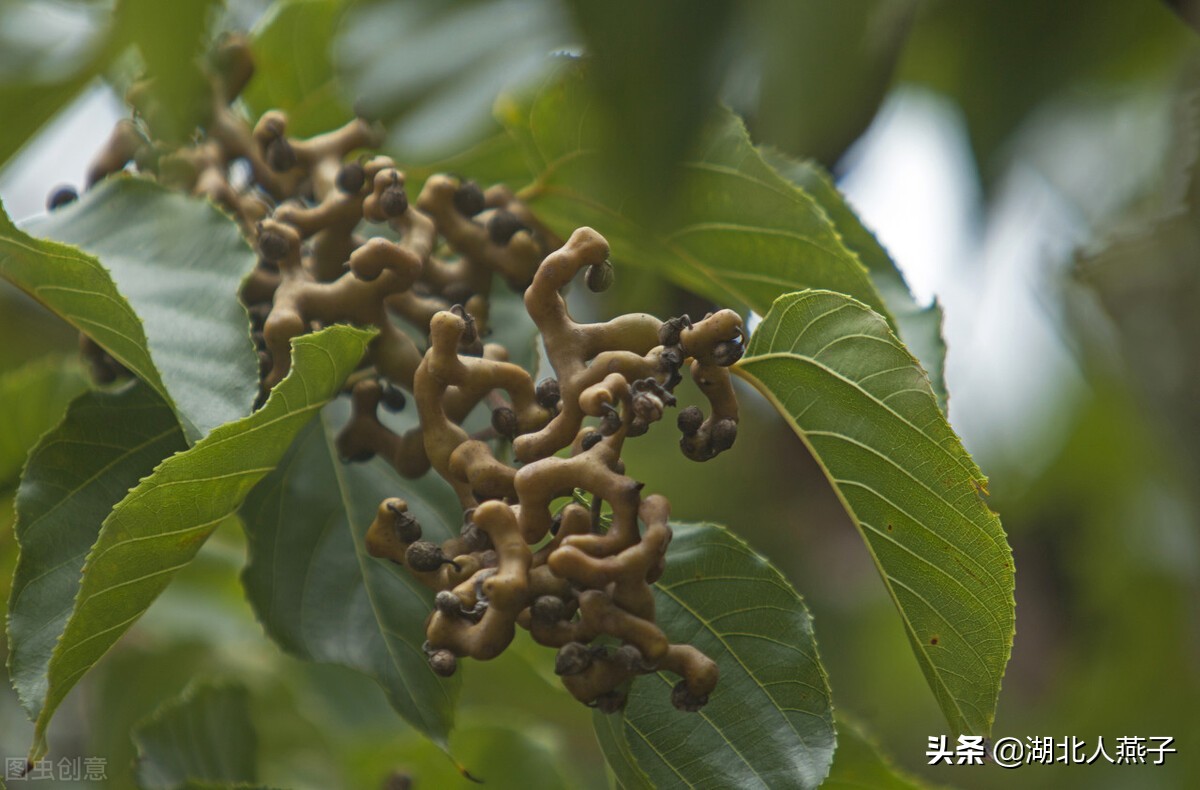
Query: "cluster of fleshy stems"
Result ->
[[65, 35, 747, 714]]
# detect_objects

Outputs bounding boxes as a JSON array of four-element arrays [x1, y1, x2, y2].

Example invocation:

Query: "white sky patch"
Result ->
[[0, 83, 126, 223], [837, 86, 1089, 482]]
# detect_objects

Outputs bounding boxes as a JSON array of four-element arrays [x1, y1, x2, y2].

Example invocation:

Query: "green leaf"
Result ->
[[595, 522, 836, 789], [736, 290, 1014, 736], [29, 325, 373, 763], [8, 381, 186, 720], [112, 0, 220, 144], [562, 0, 739, 214], [762, 151, 948, 410], [16, 177, 259, 442], [0, 355, 86, 489], [132, 681, 259, 790], [0, 0, 110, 168], [745, 0, 916, 166], [240, 397, 463, 746], [499, 63, 898, 331], [337, 0, 569, 158], [824, 715, 940, 790], [242, 0, 354, 138]]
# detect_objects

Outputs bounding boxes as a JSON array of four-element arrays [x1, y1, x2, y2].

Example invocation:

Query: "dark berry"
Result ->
[[581, 431, 603, 451], [46, 186, 78, 211], [491, 407, 518, 439], [406, 541, 449, 572], [379, 380, 407, 412], [487, 210, 526, 245], [535, 378, 561, 410], [677, 406, 704, 436], [381, 184, 408, 217], [336, 161, 365, 194], [453, 180, 486, 217], [531, 595, 566, 625]]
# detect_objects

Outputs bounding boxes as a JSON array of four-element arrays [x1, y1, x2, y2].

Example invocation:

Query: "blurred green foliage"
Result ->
[[1, 0, 1199, 787]]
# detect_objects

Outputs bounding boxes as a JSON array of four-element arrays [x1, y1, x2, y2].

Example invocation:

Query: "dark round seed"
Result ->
[[677, 406, 704, 436], [405, 541, 448, 572], [491, 407, 518, 439], [535, 378, 561, 410], [487, 210, 526, 245], [581, 431, 603, 451], [453, 180, 486, 217], [379, 380, 407, 412], [46, 186, 78, 211], [711, 419, 738, 452], [336, 161, 366, 194], [531, 595, 566, 625], [584, 260, 614, 293], [381, 185, 408, 217], [258, 228, 289, 262]]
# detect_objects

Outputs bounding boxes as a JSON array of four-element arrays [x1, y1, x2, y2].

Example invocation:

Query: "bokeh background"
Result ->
[[1, 0, 1198, 787]]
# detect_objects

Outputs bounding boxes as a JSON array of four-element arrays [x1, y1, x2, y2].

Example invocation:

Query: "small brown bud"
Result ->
[[435, 590, 461, 616], [406, 541, 450, 572], [386, 501, 422, 543], [659, 316, 691, 347], [555, 642, 593, 676], [712, 339, 744, 367], [428, 649, 458, 677], [258, 228, 289, 262], [711, 419, 738, 452], [266, 137, 296, 172]]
